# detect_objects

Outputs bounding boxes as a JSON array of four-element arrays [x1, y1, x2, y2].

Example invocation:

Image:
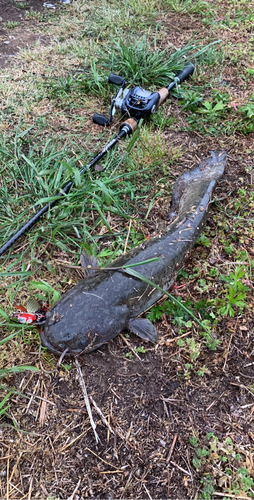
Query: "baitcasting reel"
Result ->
[[93, 73, 160, 125], [93, 63, 195, 126]]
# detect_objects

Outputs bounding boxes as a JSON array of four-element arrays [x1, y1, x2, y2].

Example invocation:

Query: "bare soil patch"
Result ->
[[0, 0, 48, 67], [0, 0, 44, 23]]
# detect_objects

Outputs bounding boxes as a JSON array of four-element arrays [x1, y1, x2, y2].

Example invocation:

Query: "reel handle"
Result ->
[[93, 113, 109, 126], [108, 73, 126, 86]]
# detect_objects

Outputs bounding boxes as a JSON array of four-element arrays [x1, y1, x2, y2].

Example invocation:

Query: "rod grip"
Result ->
[[158, 88, 169, 106], [120, 118, 138, 134], [175, 63, 195, 83]]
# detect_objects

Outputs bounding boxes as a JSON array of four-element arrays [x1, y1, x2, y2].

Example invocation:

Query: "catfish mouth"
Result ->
[[40, 329, 81, 356]]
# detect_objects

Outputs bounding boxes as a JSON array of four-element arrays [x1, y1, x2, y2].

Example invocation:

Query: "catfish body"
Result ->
[[41, 151, 226, 355]]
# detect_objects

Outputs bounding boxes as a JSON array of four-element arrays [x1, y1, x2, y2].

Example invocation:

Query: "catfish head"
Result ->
[[40, 271, 158, 355]]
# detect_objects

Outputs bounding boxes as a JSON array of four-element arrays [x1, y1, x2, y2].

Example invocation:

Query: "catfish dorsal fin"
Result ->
[[80, 252, 99, 278], [128, 318, 159, 343]]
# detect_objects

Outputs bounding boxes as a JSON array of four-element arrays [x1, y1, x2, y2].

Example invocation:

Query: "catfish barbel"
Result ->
[[41, 151, 227, 355]]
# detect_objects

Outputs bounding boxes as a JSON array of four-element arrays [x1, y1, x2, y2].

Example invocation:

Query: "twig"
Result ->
[[7, 482, 23, 497], [164, 331, 191, 343], [67, 478, 81, 500], [39, 381, 49, 427], [56, 347, 70, 369], [249, 449, 253, 470], [223, 329, 235, 371], [28, 477, 33, 500], [99, 470, 124, 474], [206, 391, 226, 412], [59, 430, 88, 452], [7, 447, 10, 500], [107, 415, 111, 443], [53, 420, 84, 443], [40, 484, 49, 497], [170, 461, 191, 476], [120, 334, 141, 360], [26, 393, 55, 406], [230, 382, 254, 399], [90, 396, 114, 435], [166, 434, 178, 464], [239, 372, 254, 379], [124, 219, 132, 254], [86, 447, 122, 470], [113, 427, 117, 460], [186, 449, 193, 481], [26, 377, 40, 412], [8, 452, 23, 485], [214, 492, 251, 499], [163, 400, 169, 418], [143, 483, 153, 500], [75, 358, 100, 444], [241, 402, 254, 408]]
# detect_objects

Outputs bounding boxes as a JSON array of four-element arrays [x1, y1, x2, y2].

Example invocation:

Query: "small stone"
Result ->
[[159, 439, 166, 448]]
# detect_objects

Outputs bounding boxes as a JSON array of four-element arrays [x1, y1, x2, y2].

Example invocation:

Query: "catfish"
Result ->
[[41, 151, 226, 355]]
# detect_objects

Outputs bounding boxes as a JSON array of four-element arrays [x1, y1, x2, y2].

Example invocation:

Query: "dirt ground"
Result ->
[[0, 2, 254, 500], [0, 0, 47, 67]]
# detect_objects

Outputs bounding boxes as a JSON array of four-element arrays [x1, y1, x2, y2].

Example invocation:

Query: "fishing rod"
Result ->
[[0, 63, 194, 257]]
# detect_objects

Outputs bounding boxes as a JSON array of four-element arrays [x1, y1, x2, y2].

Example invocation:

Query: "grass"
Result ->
[[165, 0, 212, 15], [3, 21, 20, 29], [0, 35, 222, 274], [67, 0, 159, 40], [98, 36, 222, 87], [14, 1, 29, 8], [25, 10, 42, 20], [0, 0, 254, 497]]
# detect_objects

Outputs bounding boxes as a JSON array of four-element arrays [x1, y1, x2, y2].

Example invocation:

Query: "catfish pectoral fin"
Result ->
[[128, 318, 159, 343]]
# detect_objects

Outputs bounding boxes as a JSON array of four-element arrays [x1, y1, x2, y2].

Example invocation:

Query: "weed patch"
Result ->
[[211, 266, 250, 317], [191, 434, 254, 498]]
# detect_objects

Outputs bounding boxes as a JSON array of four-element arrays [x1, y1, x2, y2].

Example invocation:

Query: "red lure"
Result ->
[[16, 312, 38, 324], [13, 302, 50, 325]]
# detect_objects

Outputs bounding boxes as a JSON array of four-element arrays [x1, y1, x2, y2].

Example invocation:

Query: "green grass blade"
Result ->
[[0, 333, 17, 345], [122, 267, 214, 338], [0, 366, 40, 378]]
